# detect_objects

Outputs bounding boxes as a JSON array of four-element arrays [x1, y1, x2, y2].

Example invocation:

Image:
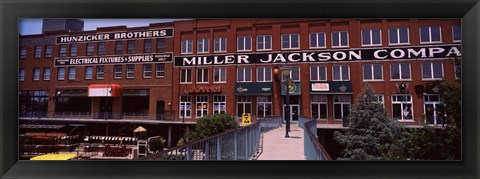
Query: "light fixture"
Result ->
[[432, 85, 440, 93], [339, 84, 347, 92], [273, 66, 279, 76]]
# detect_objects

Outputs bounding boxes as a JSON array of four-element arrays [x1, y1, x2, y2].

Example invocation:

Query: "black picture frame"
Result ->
[[1, 0, 479, 178]]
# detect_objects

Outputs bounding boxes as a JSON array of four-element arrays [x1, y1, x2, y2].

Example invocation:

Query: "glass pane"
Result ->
[[291, 34, 299, 48], [237, 69, 243, 81], [420, 27, 430, 42], [342, 104, 350, 118], [391, 64, 400, 79], [431, 26, 441, 42], [389, 29, 398, 43], [341, 66, 349, 80], [311, 104, 319, 119], [310, 34, 317, 47], [238, 38, 244, 50], [425, 104, 435, 124], [319, 66, 326, 80], [401, 64, 410, 79], [245, 68, 252, 81], [320, 104, 327, 119], [333, 66, 340, 80], [265, 36, 271, 49], [334, 104, 342, 119], [453, 25, 461, 41], [341, 32, 348, 46], [310, 66, 318, 81], [364, 64, 372, 80], [403, 104, 412, 120], [282, 35, 289, 48], [422, 63, 432, 79], [372, 29, 381, 44], [433, 62, 443, 78], [332, 32, 339, 46], [245, 37, 251, 50], [393, 104, 402, 119], [292, 67, 300, 81], [362, 30, 370, 45], [265, 68, 272, 81], [373, 64, 382, 79], [265, 104, 272, 117], [399, 28, 408, 43]]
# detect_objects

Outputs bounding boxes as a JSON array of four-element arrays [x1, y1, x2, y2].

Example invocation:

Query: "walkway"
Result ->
[[256, 124, 305, 160]]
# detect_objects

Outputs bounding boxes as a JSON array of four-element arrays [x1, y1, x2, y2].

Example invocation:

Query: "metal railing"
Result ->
[[298, 116, 332, 160], [19, 111, 181, 121], [141, 116, 282, 160]]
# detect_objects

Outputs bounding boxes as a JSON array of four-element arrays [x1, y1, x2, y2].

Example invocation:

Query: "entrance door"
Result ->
[[100, 97, 113, 119], [283, 105, 300, 122], [156, 100, 165, 120]]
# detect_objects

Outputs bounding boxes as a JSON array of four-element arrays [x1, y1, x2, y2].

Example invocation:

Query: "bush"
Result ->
[[187, 113, 240, 142], [148, 136, 166, 153]]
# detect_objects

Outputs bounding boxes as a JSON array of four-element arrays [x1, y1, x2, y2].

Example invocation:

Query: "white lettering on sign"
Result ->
[[312, 83, 330, 91]]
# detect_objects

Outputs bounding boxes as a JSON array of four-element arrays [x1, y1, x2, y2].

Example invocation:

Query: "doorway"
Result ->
[[99, 97, 113, 119], [283, 105, 300, 122], [156, 100, 165, 120]]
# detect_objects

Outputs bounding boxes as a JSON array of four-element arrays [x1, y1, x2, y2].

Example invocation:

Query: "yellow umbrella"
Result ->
[[30, 154, 77, 160]]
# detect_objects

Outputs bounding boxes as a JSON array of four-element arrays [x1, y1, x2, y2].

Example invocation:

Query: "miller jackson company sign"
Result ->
[[174, 44, 460, 66], [55, 53, 173, 67], [56, 28, 173, 44]]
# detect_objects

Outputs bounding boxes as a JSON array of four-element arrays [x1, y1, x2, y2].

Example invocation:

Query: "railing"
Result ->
[[19, 111, 182, 122], [298, 116, 332, 160], [141, 116, 283, 160]]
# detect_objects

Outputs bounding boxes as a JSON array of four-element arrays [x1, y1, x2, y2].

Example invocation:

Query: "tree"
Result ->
[[148, 136, 166, 153], [334, 85, 410, 160], [187, 113, 240, 142]]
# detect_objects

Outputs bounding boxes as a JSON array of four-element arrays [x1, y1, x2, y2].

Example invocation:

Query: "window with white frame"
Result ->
[[58, 67, 65, 80], [143, 64, 152, 78], [332, 31, 349, 47], [127, 40, 136, 54], [144, 39, 152, 53], [114, 65, 122, 79], [98, 42, 106, 55], [68, 67, 76, 80], [420, 26, 442, 43], [45, 45, 52, 58], [34, 46, 42, 58], [126, 64, 134, 79], [311, 95, 327, 120], [281, 34, 300, 49], [96, 65, 104, 79], [257, 35, 272, 50], [59, 45, 67, 57], [115, 41, 124, 54], [87, 43, 94, 56], [179, 95, 191, 118], [181, 39, 193, 54], [422, 62, 443, 80], [237, 67, 252, 82], [310, 65, 327, 81], [310, 32, 326, 48], [214, 37, 226, 52], [389, 27, 409, 45], [257, 96, 272, 118], [196, 95, 209, 118], [197, 38, 209, 53], [20, 46, 27, 59], [33, 68, 40, 81], [361, 29, 382, 46], [19, 68, 25, 81], [424, 94, 445, 126], [363, 64, 383, 81], [156, 63, 165, 78], [237, 36, 252, 51], [70, 44, 77, 57], [197, 68, 209, 83], [257, 67, 272, 82], [214, 67, 226, 83], [390, 63, 411, 80], [333, 65, 350, 81], [282, 66, 300, 82], [452, 25, 461, 42], [85, 66, 93, 80], [236, 96, 252, 117], [157, 38, 166, 53], [392, 94, 413, 120], [334, 95, 351, 119], [373, 94, 385, 107], [213, 94, 226, 114], [180, 68, 192, 83], [43, 67, 50, 80]]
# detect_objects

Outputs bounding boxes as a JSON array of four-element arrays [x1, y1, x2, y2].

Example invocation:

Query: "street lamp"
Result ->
[[280, 65, 292, 138]]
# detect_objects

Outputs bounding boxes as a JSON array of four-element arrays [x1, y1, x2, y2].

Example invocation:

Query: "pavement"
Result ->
[[256, 124, 306, 160]]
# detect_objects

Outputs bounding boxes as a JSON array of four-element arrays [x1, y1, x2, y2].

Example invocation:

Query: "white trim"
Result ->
[[390, 63, 412, 80], [256, 66, 273, 82], [391, 94, 413, 121], [361, 29, 382, 47], [419, 25, 443, 44], [237, 36, 252, 52], [256, 35, 272, 51], [362, 64, 384, 81], [310, 65, 327, 81], [237, 67, 252, 82], [214, 37, 227, 53], [421, 62, 444, 80], [180, 39, 193, 54], [331, 31, 349, 48], [388, 27, 410, 45], [332, 64, 350, 81], [281, 34, 300, 50], [309, 32, 326, 49]]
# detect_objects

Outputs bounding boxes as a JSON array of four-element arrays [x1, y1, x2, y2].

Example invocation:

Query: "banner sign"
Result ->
[[174, 44, 460, 67], [55, 53, 173, 67], [56, 28, 173, 44]]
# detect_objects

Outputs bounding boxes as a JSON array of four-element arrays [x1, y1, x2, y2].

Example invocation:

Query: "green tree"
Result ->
[[334, 85, 410, 160], [187, 113, 240, 142], [148, 136, 166, 153]]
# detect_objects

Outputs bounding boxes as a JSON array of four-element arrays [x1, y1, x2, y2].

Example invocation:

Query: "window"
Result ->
[[181, 39, 193, 54], [45, 45, 52, 58], [197, 68, 209, 83], [334, 95, 351, 119], [197, 38, 209, 53], [98, 42, 106, 55], [96, 66, 104, 79], [282, 66, 300, 82], [361, 29, 381, 46], [332, 31, 349, 47], [422, 62, 443, 80], [257, 67, 272, 82], [257, 96, 272, 118], [389, 27, 409, 45], [126, 64, 135, 79], [144, 39, 152, 53], [420, 26, 442, 43], [180, 69, 192, 83], [237, 36, 252, 51], [114, 65, 122, 79], [392, 94, 413, 120], [86, 43, 94, 56], [85, 66, 93, 80], [196, 95, 209, 118], [257, 35, 272, 51], [143, 64, 152, 78], [179, 95, 192, 118], [424, 94, 444, 126], [19, 68, 25, 81], [34, 46, 42, 58], [70, 44, 77, 57], [214, 67, 226, 83], [59, 45, 68, 57], [43, 68, 50, 80], [58, 67, 65, 80], [237, 67, 252, 82], [310, 66, 327, 81], [214, 37, 227, 52], [33, 68, 40, 81], [156, 64, 165, 78], [452, 25, 461, 42], [68, 67, 76, 80], [236, 96, 252, 117], [311, 95, 327, 120], [20, 46, 27, 59], [454, 60, 461, 80], [115, 41, 123, 54], [373, 94, 385, 107], [309, 32, 326, 49], [127, 40, 136, 54], [390, 63, 411, 80], [157, 38, 166, 53], [363, 64, 383, 81], [333, 65, 350, 81], [213, 95, 226, 114], [281, 34, 300, 49]]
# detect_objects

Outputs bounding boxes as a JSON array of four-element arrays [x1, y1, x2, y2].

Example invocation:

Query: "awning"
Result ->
[[310, 81, 352, 94], [235, 82, 273, 96], [88, 84, 121, 97], [30, 154, 77, 160]]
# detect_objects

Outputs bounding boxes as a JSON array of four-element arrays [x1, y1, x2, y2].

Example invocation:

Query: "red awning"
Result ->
[[88, 84, 121, 97]]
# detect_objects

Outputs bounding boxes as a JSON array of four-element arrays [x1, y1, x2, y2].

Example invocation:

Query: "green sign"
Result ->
[[281, 82, 301, 95]]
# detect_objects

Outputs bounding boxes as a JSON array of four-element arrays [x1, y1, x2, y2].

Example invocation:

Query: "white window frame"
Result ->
[[34, 45, 42, 58], [311, 95, 328, 120], [257, 35, 272, 51], [309, 32, 326, 49], [452, 25, 461, 43], [214, 37, 227, 53], [310, 65, 327, 81], [236, 96, 252, 117], [126, 64, 135, 79], [58, 67, 65, 80], [33, 68, 40, 81], [114, 65, 122, 79], [68, 67, 76, 80], [281, 34, 300, 50], [331, 31, 349, 48], [96, 66, 104, 80], [256, 67, 272, 82], [373, 94, 385, 108], [361, 29, 382, 46], [196, 95, 209, 118], [197, 68, 209, 83], [85, 66, 93, 80], [332, 65, 350, 81], [388, 27, 410, 45], [237, 67, 252, 82], [43, 67, 51, 81], [156, 63, 165, 78], [179, 95, 192, 118], [363, 64, 383, 81], [197, 38, 209, 54], [333, 95, 351, 120], [421, 62, 444, 80], [390, 63, 411, 81], [180, 68, 192, 84], [214, 67, 226, 83], [423, 94, 444, 126], [144, 64, 152, 79], [19, 68, 25, 81], [257, 96, 272, 118], [237, 36, 252, 52], [181, 39, 193, 54], [213, 94, 226, 114], [419, 26, 442, 44], [391, 94, 413, 121], [281, 66, 301, 82]]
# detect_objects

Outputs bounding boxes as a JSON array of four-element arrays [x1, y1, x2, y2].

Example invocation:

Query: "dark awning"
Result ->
[[310, 81, 352, 94], [235, 82, 273, 96]]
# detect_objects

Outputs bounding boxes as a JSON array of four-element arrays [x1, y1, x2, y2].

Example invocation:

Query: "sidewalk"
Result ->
[[256, 124, 305, 160]]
